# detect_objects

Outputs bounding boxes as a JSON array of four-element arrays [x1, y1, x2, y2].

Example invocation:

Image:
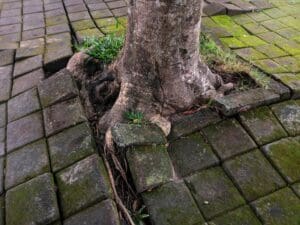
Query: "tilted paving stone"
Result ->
[[239, 106, 288, 145], [63, 199, 120, 225], [251, 188, 300, 225], [0, 104, 6, 128], [48, 122, 95, 172], [223, 149, 285, 201], [6, 173, 60, 225], [56, 154, 112, 218], [273, 73, 300, 99], [38, 68, 78, 108], [262, 136, 300, 184], [185, 166, 245, 219], [142, 181, 205, 225], [0, 65, 12, 102], [202, 119, 256, 160], [43, 97, 87, 136], [270, 100, 300, 136], [7, 88, 41, 122], [208, 205, 262, 225], [126, 145, 174, 193], [6, 112, 44, 152], [168, 132, 219, 177], [0, 49, 14, 66], [5, 139, 50, 189], [13, 55, 43, 78]]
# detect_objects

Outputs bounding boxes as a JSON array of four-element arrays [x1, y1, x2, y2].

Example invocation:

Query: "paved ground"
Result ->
[[0, 0, 300, 225]]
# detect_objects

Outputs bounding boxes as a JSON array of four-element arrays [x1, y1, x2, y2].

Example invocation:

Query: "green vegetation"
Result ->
[[124, 111, 144, 125], [75, 34, 124, 64], [132, 205, 149, 225]]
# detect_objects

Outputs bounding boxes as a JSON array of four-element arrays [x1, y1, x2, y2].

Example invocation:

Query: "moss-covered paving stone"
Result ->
[[76, 28, 104, 42], [0, 196, 3, 225], [273, 73, 300, 99], [261, 19, 287, 31], [237, 35, 267, 47], [211, 15, 248, 37], [251, 188, 300, 225], [208, 205, 262, 225], [292, 182, 300, 197], [219, 37, 247, 48], [262, 136, 300, 184], [142, 181, 205, 225], [95, 17, 117, 27], [275, 40, 300, 55], [253, 59, 288, 74], [202, 119, 256, 160], [246, 12, 271, 22], [276, 27, 300, 39], [6, 173, 60, 225], [254, 44, 288, 58], [223, 149, 285, 201], [239, 106, 287, 145], [5, 139, 50, 189], [257, 31, 286, 44], [274, 56, 300, 73], [72, 19, 95, 31], [168, 132, 219, 177], [270, 100, 300, 136], [234, 47, 267, 61], [242, 22, 269, 34], [185, 167, 245, 219], [56, 154, 112, 218], [0, 103, 6, 128], [48, 122, 95, 172], [0, 158, 3, 195], [232, 14, 255, 25], [126, 145, 174, 193]]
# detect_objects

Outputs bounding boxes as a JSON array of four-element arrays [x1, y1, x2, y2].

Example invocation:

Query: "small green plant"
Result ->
[[132, 206, 149, 225], [124, 111, 144, 125], [75, 34, 124, 64]]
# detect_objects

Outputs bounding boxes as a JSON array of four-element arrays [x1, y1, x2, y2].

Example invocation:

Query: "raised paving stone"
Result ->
[[271, 100, 300, 136], [43, 97, 86, 136], [262, 136, 300, 184], [64, 199, 120, 225], [168, 132, 219, 177], [6, 173, 60, 225], [273, 73, 300, 99], [239, 106, 287, 145], [251, 188, 300, 225], [5, 139, 50, 189], [56, 154, 112, 218], [0, 50, 14, 66], [223, 149, 285, 201], [13, 55, 43, 78], [202, 119, 256, 160], [185, 166, 245, 219], [127, 145, 174, 193], [48, 122, 95, 172], [7, 112, 44, 152], [0, 104, 6, 128], [142, 181, 205, 225], [38, 69, 78, 107], [208, 205, 262, 225], [0, 65, 12, 102], [7, 88, 40, 122]]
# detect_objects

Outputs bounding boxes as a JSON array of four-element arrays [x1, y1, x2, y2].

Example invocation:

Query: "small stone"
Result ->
[[111, 123, 166, 148], [7, 112, 44, 152], [56, 154, 112, 218], [168, 132, 219, 177], [251, 188, 300, 225], [6, 173, 60, 225], [13, 55, 43, 78], [185, 167, 245, 219], [0, 50, 14, 66], [0, 104, 6, 128], [8, 88, 40, 122], [127, 145, 174, 193], [64, 199, 120, 225], [142, 181, 205, 225], [5, 139, 50, 189], [0, 65, 12, 102], [48, 122, 95, 172], [202, 119, 256, 160], [43, 98, 86, 136]]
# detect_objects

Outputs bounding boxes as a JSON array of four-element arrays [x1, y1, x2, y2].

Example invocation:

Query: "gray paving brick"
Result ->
[[0, 65, 12, 102], [13, 55, 43, 77]]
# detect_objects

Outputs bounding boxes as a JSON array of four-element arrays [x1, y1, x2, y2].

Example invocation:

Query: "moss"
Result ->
[[72, 20, 95, 31], [211, 15, 248, 37], [95, 17, 117, 27], [219, 37, 247, 48], [238, 35, 267, 47], [46, 15, 68, 26]]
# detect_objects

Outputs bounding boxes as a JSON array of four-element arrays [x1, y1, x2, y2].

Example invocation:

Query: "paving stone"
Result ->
[[264, 7, 287, 18], [0, 50, 14, 66], [56, 154, 112, 218], [185, 166, 245, 219], [44, 2, 64, 10], [274, 73, 300, 99], [66, 4, 87, 13], [274, 56, 300, 73], [0, 65, 12, 102], [0, 31, 20, 42], [224, 149, 285, 201], [234, 47, 267, 61], [275, 40, 300, 55], [276, 27, 300, 39], [0, 8, 21, 17], [0, 128, 4, 142], [76, 28, 104, 42], [242, 22, 269, 34], [262, 136, 300, 184], [127, 145, 173, 193], [0, 196, 4, 225], [87, 3, 107, 10], [43, 98, 87, 136], [238, 35, 267, 47], [7, 112, 44, 152], [107, 0, 126, 9], [111, 7, 128, 17], [12, 68, 44, 96], [45, 8, 66, 18], [6, 173, 60, 225], [111, 123, 166, 148], [208, 205, 262, 225], [0, 158, 3, 194], [48, 122, 95, 172], [7, 88, 40, 122], [0, 17, 21, 26], [95, 17, 118, 27], [23, 5, 43, 14], [251, 188, 300, 225], [254, 59, 288, 74], [271, 100, 300, 136], [13, 55, 43, 78], [220, 37, 248, 48], [69, 11, 91, 22], [202, 119, 256, 160], [46, 15, 68, 26], [168, 132, 219, 177], [47, 23, 70, 35], [292, 182, 300, 197], [254, 44, 288, 58], [23, 13, 45, 31], [64, 199, 120, 225], [5, 139, 50, 189], [0, 23, 21, 36], [0, 127, 4, 157], [0, 104, 6, 128], [22, 28, 45, 41], [239, 106, 287, 145], [72, 19, 96, 31], [142, 181, 204, 225], [91, 9, 113, 19]]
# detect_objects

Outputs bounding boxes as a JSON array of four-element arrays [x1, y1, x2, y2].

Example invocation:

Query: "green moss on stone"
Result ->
[[72, 20, 95, 31], [220, 37, 247, 48], [238, 35, 267, 47]]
